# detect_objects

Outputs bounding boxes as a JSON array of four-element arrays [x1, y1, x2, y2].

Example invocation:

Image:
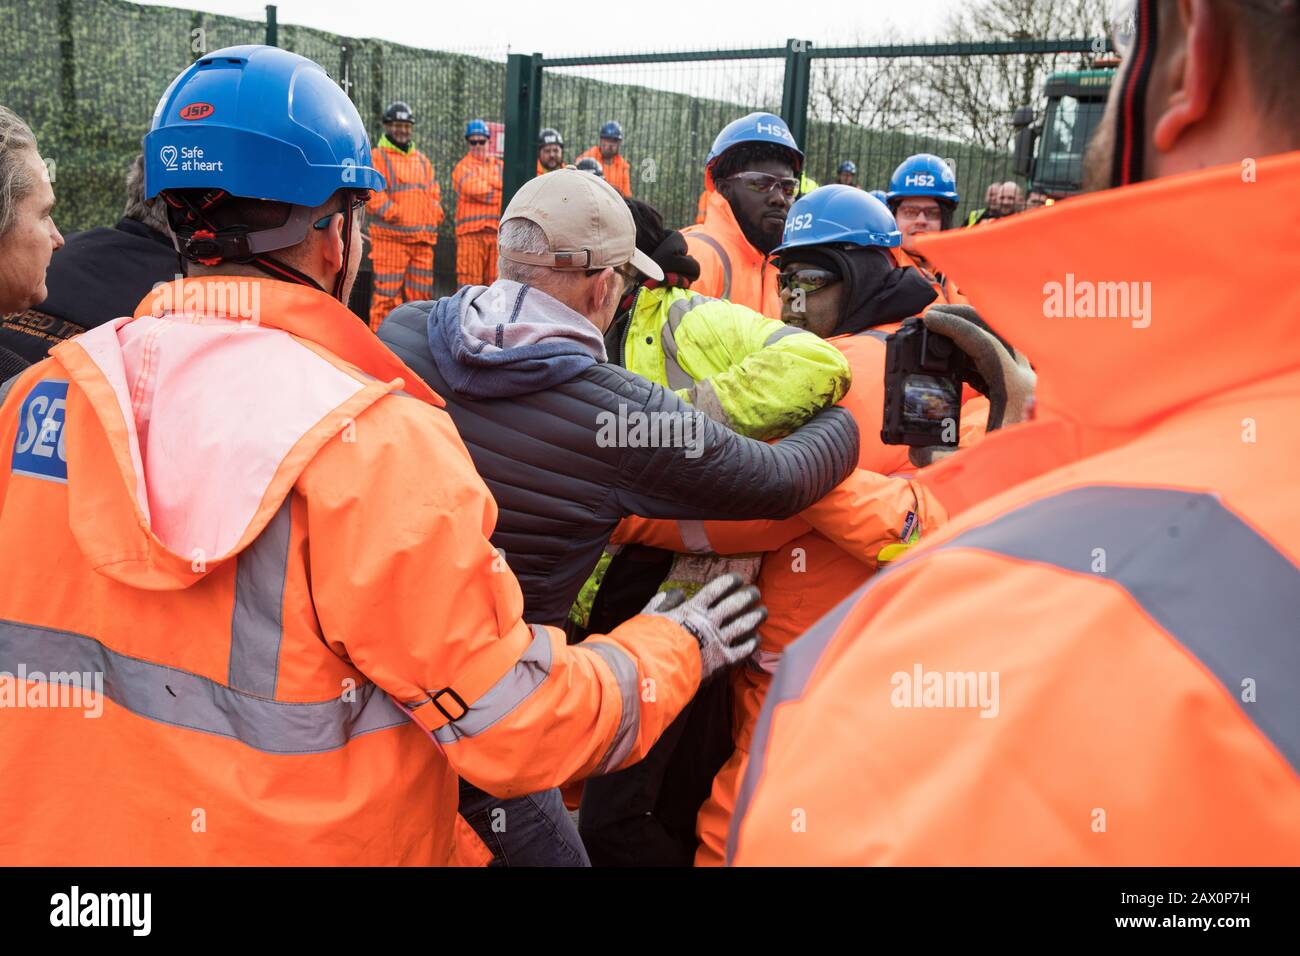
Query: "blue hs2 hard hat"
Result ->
[[838, 160, 857, 175], [868, 189, 888, 204], [773, 184, 901, 256], [600, 120, 624, 141], [706, 111, 804, 172], [885, 153, 959, 206], [144, 45, 385, 206], [465, 119, 490, 140]]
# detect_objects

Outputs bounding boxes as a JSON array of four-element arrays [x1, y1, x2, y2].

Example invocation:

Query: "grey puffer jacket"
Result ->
[[379, 281, 858, 627]]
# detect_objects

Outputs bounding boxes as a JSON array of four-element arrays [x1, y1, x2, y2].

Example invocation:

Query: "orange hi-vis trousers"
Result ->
[[369, 239, 435, 331], [456, 232, 498, 289]]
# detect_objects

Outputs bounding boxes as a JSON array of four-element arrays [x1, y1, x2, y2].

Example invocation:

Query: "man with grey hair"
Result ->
[[0, 104, 64, 377], [379, 168, 859, 865], [0, 151, 171, 373]]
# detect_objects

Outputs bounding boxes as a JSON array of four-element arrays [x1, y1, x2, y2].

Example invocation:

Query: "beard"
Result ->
[[738, 213, 785, 255]]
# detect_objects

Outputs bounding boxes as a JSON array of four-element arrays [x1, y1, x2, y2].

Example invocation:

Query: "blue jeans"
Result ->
[[458, 779, 590, 867]]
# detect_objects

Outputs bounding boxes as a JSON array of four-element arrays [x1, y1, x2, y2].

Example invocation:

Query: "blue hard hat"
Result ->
[[838, 160, 857, 175], [465, 119, 490, 140], [144, 45, 385, 205], [773, 184, 901, 255], [706, 111, 803, 171], [600, 120, 624, 141], [885, 153, 959, 206], [868, 189, 888, 204]]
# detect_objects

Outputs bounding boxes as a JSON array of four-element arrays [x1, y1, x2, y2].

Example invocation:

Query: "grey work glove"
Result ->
[[908, 304, 1038, 469], [641, 573, 766, 680]]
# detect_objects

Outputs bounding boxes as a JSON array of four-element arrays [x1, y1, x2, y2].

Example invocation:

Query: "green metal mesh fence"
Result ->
[[0, 0, 1107, 303], [540, 50, 787, 231], [0, 0, 508, 295]]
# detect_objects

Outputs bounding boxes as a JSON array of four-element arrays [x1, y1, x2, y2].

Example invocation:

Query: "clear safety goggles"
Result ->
[[725, 171, 800, 199]]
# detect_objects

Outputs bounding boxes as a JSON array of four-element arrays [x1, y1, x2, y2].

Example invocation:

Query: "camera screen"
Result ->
[[902, 374, 960, 427]]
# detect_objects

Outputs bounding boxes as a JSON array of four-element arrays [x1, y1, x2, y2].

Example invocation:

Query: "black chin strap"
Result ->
[[162, 190, 352, 302]]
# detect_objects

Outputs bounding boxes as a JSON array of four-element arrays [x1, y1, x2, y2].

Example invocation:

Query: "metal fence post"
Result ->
[[502, 52, 542, 209], [264, 5, 277, 47], [781, 38, 812, 154], [339, 39, 355, 101]]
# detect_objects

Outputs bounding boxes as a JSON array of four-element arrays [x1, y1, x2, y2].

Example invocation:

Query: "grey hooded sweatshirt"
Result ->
[[379, 281, 859, 628]]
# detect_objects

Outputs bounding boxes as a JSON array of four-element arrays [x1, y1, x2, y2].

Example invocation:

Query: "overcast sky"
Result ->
[[132, 0, 966, 55]]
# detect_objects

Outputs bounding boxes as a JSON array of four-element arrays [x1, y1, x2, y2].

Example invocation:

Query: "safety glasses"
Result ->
[[467, 137, 488, 146], [725, 171, 800, 199], [895, 203, 942, 222], [777, 267, 839, 295], [313, 193, 369, 230]]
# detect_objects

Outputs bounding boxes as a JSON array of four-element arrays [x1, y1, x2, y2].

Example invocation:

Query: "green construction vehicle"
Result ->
[[1013, 67, 1116, 198]]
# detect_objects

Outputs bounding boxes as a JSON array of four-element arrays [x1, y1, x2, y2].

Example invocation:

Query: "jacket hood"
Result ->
[[419, 280, 607, 399], [916, 150, 1300, 443], [695, 190, 768, 267], [40, 276, 436, 591]]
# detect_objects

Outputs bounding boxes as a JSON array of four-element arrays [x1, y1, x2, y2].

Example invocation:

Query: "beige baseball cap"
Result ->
[[500, 168, 664, 281]]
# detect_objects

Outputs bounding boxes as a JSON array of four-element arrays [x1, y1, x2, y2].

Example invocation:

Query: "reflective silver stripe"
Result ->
[[660, 294, 717, 390], [372, 222, 434, 234], [763, 324, 806, 346], [692, 233, 732, 299], [455, 214, 498, 226], [379, 151, 397, 194], [390, 183, 427, 193], [228, 498, 291, 697], [432, 625, 553, 745], [943, 487, 1300, 770], [729, 485, 1300, 863], [0, 618, 409, 754], [408, 267, 435, 278], [677, 519, 713, 554], [375, 199, 395, 215], [582, 641, 640, 775]]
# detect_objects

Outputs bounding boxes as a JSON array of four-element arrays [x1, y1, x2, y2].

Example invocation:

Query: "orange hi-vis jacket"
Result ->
[[451, 152, 503, 236], [577, 147, 632, 198], [613, 327, 987, 865], [695, 187, 710, 225], [683, 191, 782, 319], [730, 151, 1300, 866], [368, 140, 445, 244], [890, 245, 970, 306], [0, 275, 703, 866]]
